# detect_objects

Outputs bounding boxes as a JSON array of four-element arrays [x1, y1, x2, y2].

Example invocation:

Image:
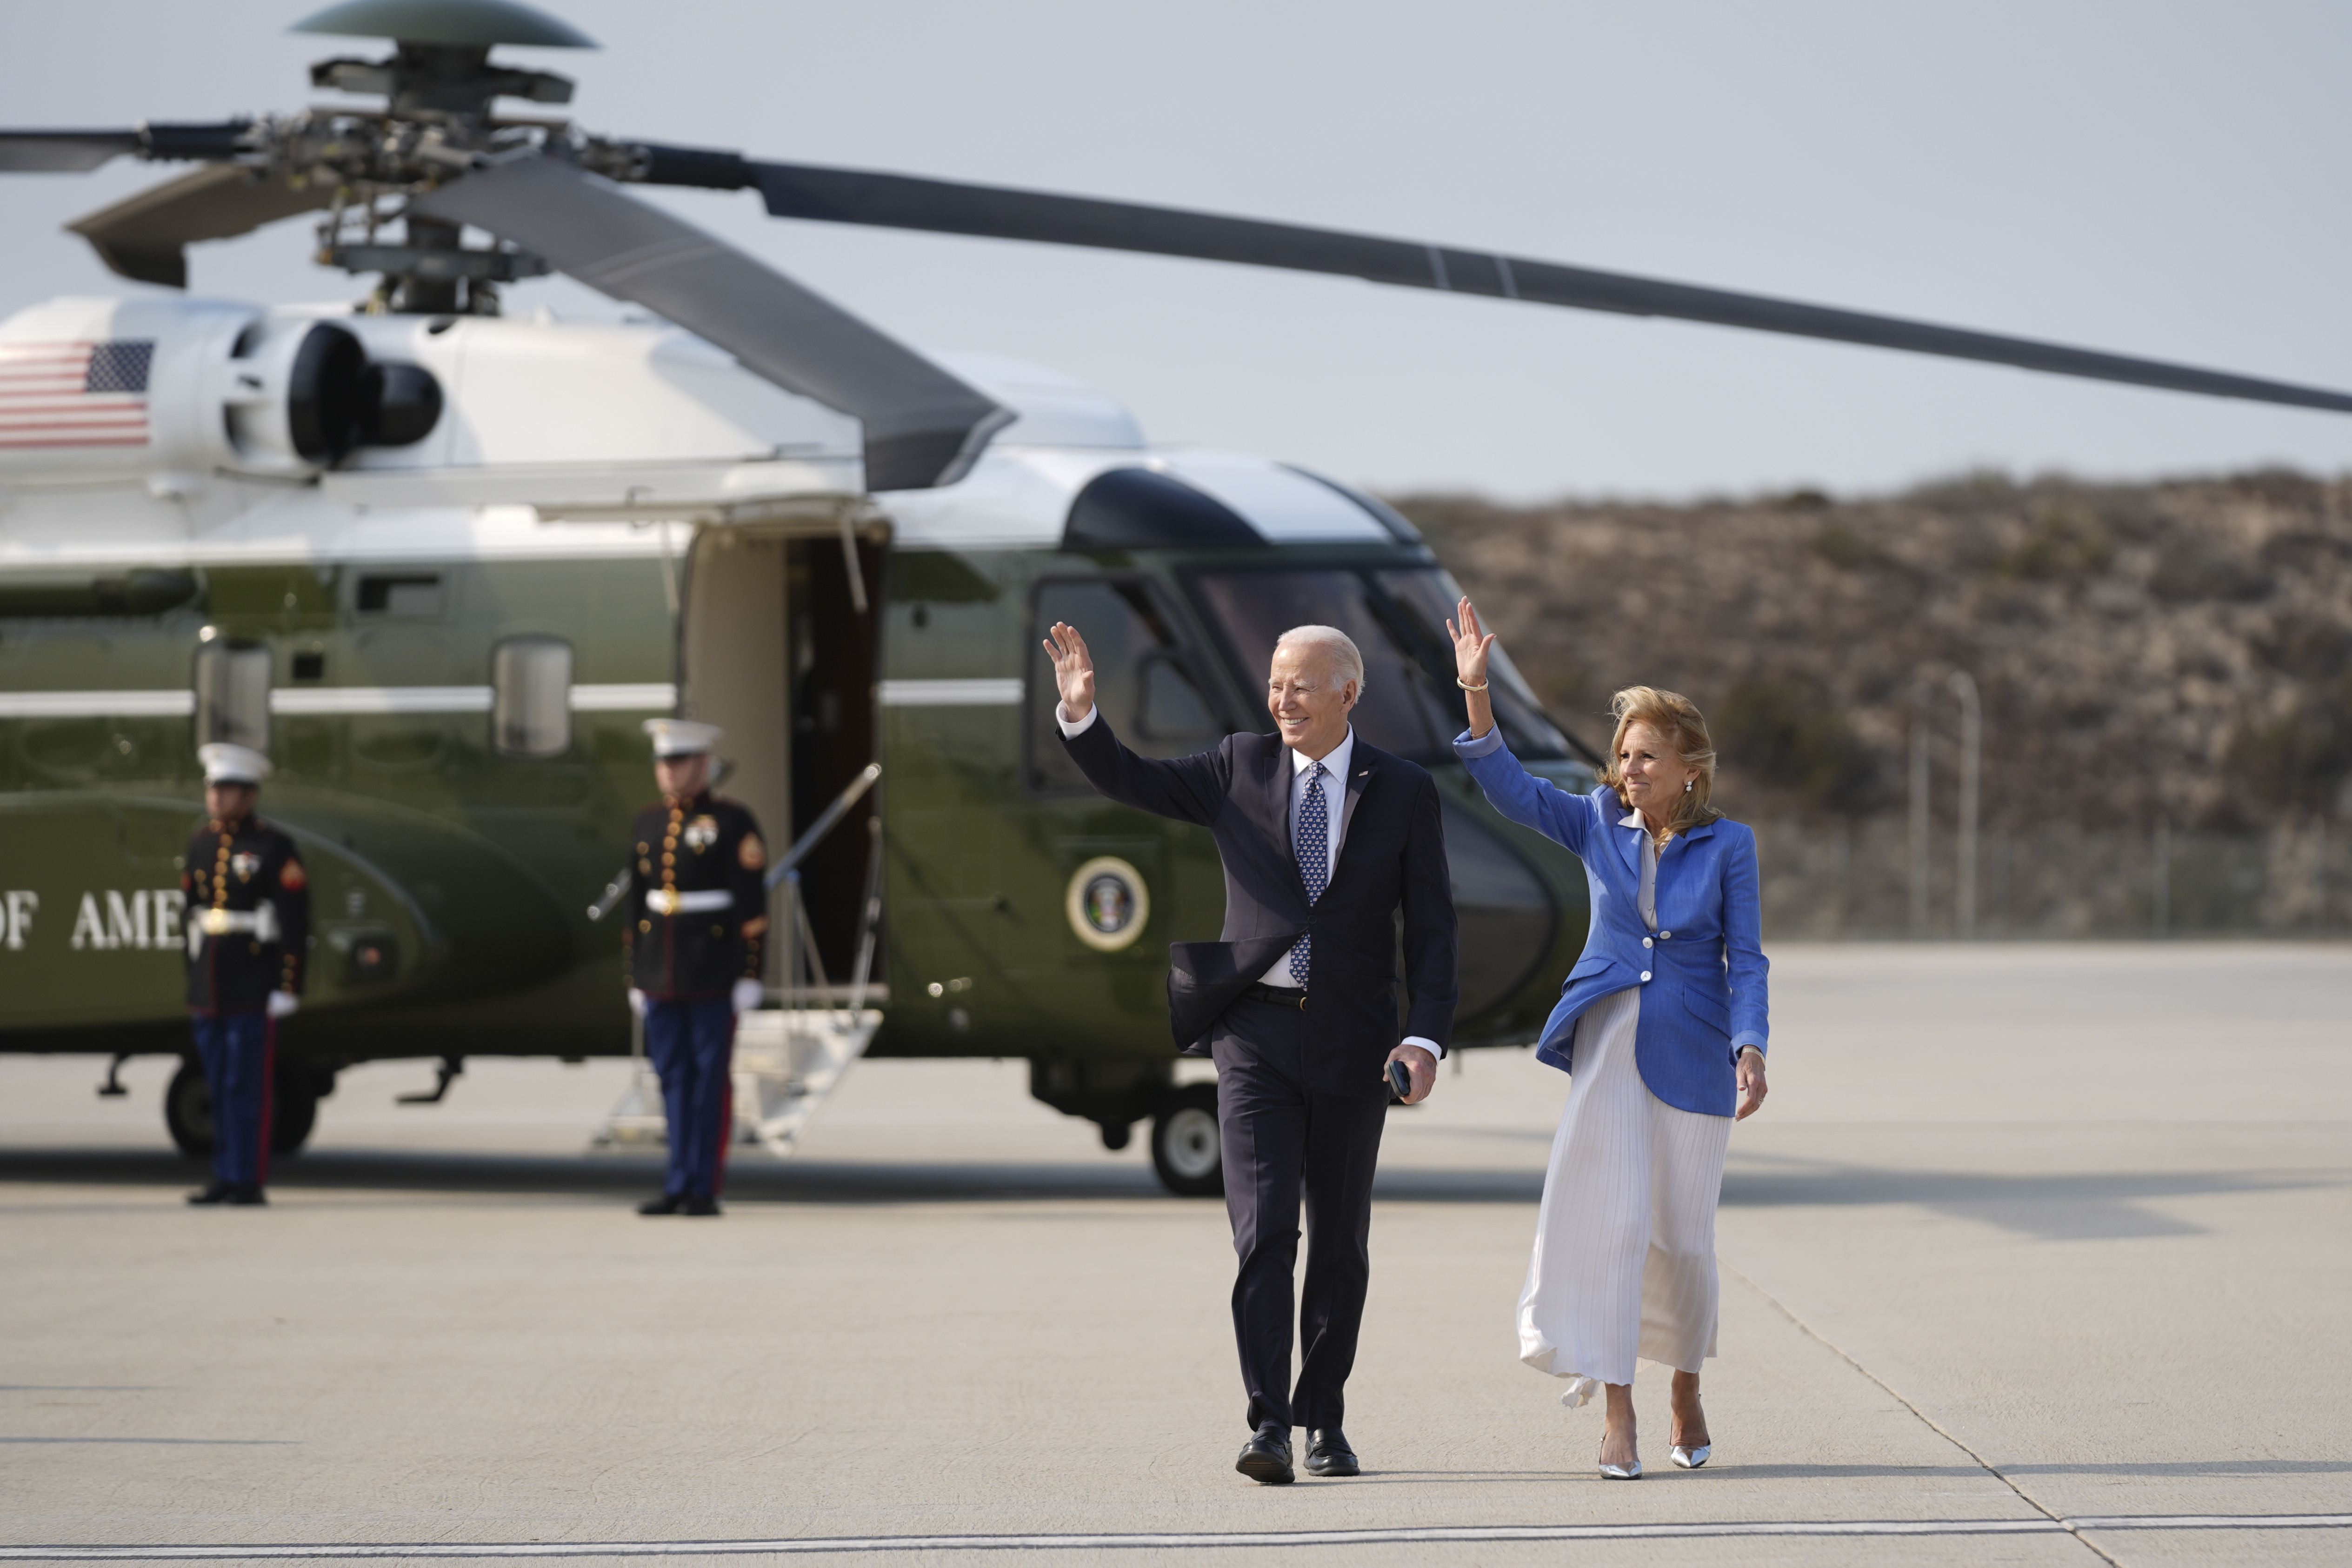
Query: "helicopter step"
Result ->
[[731, 1006, 882, 1154], [591, 1006, 880, 1159]]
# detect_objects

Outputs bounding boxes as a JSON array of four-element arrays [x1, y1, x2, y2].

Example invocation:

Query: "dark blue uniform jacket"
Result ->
[[625, 791, 767, 999], [180, 815, 309, 1015]]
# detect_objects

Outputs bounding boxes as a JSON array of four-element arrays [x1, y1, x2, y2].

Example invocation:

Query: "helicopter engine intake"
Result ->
[[222, 315, 441, 472], [0, 296, 441, 485]]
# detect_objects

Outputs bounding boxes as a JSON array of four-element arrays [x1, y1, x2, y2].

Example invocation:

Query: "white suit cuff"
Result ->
[[1057, 703, 1098, 737], [1400, 1035, 1443, 1061]]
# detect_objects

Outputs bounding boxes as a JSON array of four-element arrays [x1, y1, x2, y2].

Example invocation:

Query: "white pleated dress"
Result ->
[[1517, 818, 1733, 1407]]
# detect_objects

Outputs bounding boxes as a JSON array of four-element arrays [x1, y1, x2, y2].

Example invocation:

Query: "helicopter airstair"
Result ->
[[591, 764, 883, 1158]]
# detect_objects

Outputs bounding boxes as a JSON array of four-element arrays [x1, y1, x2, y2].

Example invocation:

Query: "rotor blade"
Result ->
[[412, 157, 1009, 489], [0, 131, 141, 172], [0, 121, 254, 173], [67, 164, 333, 288], [627, 146, 2352, 417]]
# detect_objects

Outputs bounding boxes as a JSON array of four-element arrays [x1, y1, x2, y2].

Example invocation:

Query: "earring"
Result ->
[[1683, 780, 1692, 793]]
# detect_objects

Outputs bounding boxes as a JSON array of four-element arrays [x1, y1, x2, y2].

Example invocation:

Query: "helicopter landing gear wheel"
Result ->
[[1150, 1082, 1224, 1198], [164, 1058, 212, 1160], [269, 1065, 319, 1158], [164, 1057, 321, 1159]]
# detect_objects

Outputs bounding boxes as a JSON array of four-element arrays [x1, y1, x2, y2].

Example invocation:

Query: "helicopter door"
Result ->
[[678, 523, 884, 994]]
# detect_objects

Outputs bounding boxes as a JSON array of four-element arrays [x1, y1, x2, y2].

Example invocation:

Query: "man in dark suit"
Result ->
[[1043, 619, 1457, 1485]]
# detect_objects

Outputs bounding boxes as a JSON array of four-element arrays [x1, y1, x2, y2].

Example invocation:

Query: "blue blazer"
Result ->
[[1455, 727, 1768, 1117]]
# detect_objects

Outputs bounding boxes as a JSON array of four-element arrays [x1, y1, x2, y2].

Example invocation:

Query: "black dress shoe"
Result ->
[[1236, 1422, 1293, 1485], [1305, 1428, 1359, 1477], [637, 1193, 684, 1215], [683, 1195, 722, 1217], [226, 1184, 267, 1206], [187, 1180, 233, 1206]]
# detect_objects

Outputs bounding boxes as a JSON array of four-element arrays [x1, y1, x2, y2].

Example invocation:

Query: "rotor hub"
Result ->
[[275, 0, 600, 308]]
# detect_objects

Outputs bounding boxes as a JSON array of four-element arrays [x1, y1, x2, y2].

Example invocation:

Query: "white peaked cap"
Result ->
[[198, 743, 272, 785], [644, 718, 723, 758]]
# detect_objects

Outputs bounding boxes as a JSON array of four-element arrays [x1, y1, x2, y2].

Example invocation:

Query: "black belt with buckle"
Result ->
[[1245, 982, 1308, 1009]]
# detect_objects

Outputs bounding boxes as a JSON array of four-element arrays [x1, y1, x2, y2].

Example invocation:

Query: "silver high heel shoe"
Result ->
[[1598, 1441, 1642, 1480], [1670, 1443, 1711, 1469]]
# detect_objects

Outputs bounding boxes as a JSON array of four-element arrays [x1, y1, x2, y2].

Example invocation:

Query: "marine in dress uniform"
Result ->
[[181, 743, 309, 1207], [625, 719, 768, 1217]]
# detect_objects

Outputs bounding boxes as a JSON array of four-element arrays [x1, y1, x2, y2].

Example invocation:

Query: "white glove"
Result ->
[[627, 988, 649, 1019], [267, 991, 300, 1019], [730, 978, 764, 1014]]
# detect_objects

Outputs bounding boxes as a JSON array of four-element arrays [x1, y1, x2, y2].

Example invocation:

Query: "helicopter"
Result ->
[[5, 0, 2347, 1196]]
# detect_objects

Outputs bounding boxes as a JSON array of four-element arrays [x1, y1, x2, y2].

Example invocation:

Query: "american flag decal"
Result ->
[[0, 340, 155, 449]]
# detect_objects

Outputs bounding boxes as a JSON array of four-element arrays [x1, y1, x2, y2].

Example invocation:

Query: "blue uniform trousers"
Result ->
[[190, 1011, 273, 1188], [643, 996, 736, 1198]]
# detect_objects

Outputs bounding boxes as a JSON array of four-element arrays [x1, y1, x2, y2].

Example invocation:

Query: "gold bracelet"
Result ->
[[1456, 677, 1488, 691]]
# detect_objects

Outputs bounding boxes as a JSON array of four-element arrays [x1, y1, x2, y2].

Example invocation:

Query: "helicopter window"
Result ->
[[1029, 578, 1221, 794], [1369, 569, 1576, 761], [1137, 651, 1218, 741], [492, 636, 574, 760], [1187, 569, 1455, 762], [192, 642, 271, 753], [1441, 797, 1560, 1018], [358, 574, 442, 617], [1062, 467, 1262, 553]]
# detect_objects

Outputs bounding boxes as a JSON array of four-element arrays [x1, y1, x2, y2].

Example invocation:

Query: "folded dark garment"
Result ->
[[1166, 936, 1299, 1054]]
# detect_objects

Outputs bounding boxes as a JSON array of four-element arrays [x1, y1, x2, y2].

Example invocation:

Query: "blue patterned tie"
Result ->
[[1289, 760, 1329, 986]]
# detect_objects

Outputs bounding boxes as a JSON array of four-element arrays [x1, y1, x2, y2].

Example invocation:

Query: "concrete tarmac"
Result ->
[[2, 943, 2348, 1565]]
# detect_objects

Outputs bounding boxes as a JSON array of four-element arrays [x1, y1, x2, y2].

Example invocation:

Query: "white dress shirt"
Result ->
[[1260, 726, 1356, 988], [1060, 702, 1442, 1061]]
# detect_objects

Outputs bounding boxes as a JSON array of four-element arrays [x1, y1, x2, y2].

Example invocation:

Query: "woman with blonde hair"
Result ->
[[1448, 597, 1768, 1480]]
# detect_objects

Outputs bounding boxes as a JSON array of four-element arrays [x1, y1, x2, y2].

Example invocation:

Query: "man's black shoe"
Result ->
[[1236, 1422, 1294, 1485], [1305, 1428, 1359, 1477], [226, 1184, 267, 1206], [683, 1195, 722, 1217], [637, 1193, 684, 1216], [186, 1181, 233, 1206]]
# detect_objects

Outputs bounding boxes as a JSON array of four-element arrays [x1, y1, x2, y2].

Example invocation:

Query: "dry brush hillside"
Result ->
[[1398, 470, 2352, 838]]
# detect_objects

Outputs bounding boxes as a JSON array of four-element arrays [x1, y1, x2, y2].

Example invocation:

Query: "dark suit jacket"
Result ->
[[1060, 716, 1458, 1096]]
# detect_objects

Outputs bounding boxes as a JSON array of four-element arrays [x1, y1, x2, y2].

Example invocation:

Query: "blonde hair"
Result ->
[[1603, 686, 1720, 836]]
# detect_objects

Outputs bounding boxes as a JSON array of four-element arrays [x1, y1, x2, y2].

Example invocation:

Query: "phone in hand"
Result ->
[[1386, 1058, 1413, 1104]]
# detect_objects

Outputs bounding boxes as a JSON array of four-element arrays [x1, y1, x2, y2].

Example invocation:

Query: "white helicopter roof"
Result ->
[[927, 351, 1146, 451], [880, 444, 1401, 552], [891, 352, 1398, 552], [0, 293, 1399, 563]]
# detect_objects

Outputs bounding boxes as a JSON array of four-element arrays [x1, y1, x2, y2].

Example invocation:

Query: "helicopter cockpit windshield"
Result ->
[[1186, 562, 1577, 1020], [1186, 567, 1580, 765]]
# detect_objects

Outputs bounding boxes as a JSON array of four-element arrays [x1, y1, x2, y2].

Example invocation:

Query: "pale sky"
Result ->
[[4, 0, 2347, 500]]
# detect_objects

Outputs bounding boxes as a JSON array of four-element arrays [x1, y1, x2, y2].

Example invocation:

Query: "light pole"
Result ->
[[1909, 681, 1932, 938], [2153, 820, 2172, 936], [1948, 672, 1981, 939]]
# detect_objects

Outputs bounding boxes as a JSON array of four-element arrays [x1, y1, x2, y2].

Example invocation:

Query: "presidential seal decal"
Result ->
[[1065, 856, 1150, 953]]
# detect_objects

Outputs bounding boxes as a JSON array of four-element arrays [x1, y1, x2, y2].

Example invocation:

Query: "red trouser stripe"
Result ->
[[714, 1013, 737, 1196]]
